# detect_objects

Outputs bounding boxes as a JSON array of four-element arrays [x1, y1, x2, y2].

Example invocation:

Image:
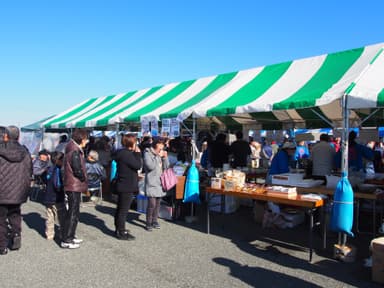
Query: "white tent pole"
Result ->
[[192, 117, 197, 161], [340, 93, 350, 247], [341, 94, 349, 176], [115, 123, 119, 150]]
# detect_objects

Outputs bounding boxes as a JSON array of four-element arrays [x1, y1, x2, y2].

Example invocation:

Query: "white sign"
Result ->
[[141, 120, 150, 135], [150, 119, 158, 137], [162, 119, 171, 135], [171, 118, 180, 137]]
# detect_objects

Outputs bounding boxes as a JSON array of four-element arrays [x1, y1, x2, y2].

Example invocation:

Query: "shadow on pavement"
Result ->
[[231, 238, 378, 287], [173, 203, 379, 287], [213, 257, 322, 287], [94, 204, 147, 230], [80, 211, 115, 237], [23, 212, 46, 239]]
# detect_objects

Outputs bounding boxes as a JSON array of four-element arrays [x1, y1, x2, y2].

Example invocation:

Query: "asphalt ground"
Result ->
[[0, 199, 381, 288]]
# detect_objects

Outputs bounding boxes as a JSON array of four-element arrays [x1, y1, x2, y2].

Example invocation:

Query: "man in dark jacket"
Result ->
[[230, 131, 252, 168], [61, 129, 88, 249], [0, 126, 32, 255]]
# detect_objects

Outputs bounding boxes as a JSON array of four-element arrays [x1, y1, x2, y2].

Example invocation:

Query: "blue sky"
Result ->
[[0, 0, 383, 127]]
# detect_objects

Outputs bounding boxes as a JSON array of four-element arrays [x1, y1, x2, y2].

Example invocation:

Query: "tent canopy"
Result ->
[[43, 43, 384, 130], [21, 115, 55, 132]]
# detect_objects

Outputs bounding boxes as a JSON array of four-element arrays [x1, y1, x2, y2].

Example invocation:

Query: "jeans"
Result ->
[[146, 197, 161, 226], [62, 191, 81, 243], [114, 192, 134, 232], [0, 204, 21, 249]]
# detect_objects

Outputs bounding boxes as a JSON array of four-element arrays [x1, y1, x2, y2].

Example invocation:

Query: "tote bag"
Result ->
[[160, 168, 178, 191]]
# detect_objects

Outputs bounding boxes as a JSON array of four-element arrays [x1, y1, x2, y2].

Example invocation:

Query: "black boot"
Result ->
[[115, 230, 135, 241]]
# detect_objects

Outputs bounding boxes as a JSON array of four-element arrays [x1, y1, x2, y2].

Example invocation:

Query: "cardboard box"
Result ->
[[372, 237, 384, 284], [280, 211, 305, 228], [211, 177, 222, 189], [224, 180, 236, 191], [159, 203, 174, 220], [271, 173, 304, 186]]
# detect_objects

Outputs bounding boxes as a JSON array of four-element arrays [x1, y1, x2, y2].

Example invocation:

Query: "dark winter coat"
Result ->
[[0, 140, 32, 204], [63, 140, 88, 193], [112, 148, 142, 194]]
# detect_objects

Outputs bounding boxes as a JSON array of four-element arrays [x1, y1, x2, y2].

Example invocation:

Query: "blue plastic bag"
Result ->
[[183, 160, 200, 204], [110, 160, 117, 181], [330, 173, 354, 237]]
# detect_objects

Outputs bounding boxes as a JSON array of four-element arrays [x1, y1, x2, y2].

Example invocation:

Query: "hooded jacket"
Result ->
[[0, 140, 32, 204]]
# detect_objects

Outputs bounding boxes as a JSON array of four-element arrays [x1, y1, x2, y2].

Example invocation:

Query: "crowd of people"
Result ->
[[0, 126, 201, 253], [1, 125, 383, 254]]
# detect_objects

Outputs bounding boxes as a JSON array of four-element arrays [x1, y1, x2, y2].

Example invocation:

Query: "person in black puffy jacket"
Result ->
[[0, 126, 32, 255]]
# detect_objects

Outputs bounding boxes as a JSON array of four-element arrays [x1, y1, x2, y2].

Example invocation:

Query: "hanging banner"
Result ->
[[141, 119, 150, 135], [171, 118, 180, 137], [150, 118, 159, 137], [161, 118, 171, 136]]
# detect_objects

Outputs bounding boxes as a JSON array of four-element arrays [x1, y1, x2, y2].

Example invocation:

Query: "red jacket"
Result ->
[[63, 140, 88, 193]]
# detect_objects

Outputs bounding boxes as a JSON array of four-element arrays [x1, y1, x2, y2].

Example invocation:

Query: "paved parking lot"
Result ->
[[0, 200, 380, 288]]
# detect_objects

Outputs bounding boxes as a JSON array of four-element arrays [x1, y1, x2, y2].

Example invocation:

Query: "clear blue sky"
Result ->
[[1, 0, 383, 127]]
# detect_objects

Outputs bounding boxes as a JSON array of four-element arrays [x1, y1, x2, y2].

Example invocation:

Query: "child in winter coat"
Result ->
[[43, 151, 66, 240], [85, 150, 106, 202]]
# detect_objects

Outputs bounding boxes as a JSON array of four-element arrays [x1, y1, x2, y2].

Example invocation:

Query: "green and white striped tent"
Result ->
[[43, 42, 384, 130], [346, 46, 384, 109]]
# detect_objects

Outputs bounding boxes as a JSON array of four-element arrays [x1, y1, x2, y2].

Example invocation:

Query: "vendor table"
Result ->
[[297, 186, 384, 236], [205, 187, 325, 262]]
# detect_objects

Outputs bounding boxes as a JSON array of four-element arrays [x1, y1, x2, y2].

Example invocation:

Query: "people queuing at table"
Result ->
[[2, 127, 384, 255]]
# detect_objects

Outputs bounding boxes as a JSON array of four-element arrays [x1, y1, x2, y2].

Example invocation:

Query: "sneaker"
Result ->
[[0, 248, 8, 255], [152, 222, 161, 229], [10, 234, 21, 250], [61, 241, 80, 249], [72, 238, 83, 244], [145, 225, 153, 232]]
